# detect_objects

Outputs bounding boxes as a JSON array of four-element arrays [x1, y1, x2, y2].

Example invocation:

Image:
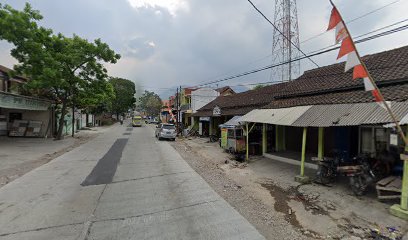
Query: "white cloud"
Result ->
[[127, 0, 188, 16]]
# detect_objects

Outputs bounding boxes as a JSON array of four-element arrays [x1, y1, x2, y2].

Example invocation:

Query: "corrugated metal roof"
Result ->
[[362, 101, 408, 124], [292, 103, 375, 127], [219, 116, 242, 128], [240, 101, 408, 127], [239, 106, 311, 126], [293, 101, 408, 127], [398, 113, 408, 125]]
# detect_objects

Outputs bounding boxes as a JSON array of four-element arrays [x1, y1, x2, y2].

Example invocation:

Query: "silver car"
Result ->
[[155, 123, 176, 141]]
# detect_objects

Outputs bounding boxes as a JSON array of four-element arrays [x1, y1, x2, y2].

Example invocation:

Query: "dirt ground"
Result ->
[[170, 137, 408, 240], [0, 128, 103, 188]]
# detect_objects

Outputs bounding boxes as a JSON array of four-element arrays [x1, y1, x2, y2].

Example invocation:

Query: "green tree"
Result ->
[[109, 78, 136, 119], [139, 90, 162, 117], [0, 3, 120, 139], [76, 78, 115, 126], [252, 84, 266, 90]]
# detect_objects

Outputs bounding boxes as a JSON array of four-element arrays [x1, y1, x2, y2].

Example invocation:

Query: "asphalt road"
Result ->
[[0, 122, 264, 240]]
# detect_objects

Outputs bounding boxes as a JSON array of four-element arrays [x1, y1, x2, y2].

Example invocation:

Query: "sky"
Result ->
[[0, 0, 407, 98]]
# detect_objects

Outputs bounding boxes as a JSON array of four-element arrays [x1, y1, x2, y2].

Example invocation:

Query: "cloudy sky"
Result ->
[[0, 0, 407, 98]]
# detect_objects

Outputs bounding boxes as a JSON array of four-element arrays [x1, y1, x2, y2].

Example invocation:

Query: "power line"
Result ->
[[301, 0, 401, 44], [307, 18, 408, 55], [348, 0, 400, 24], [246, 0, 319, 68], [192, 23, 408, 88], [191, 0, 403, 88]]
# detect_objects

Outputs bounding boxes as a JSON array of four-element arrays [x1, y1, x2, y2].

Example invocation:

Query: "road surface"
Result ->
[[0, 122, 264, 240]]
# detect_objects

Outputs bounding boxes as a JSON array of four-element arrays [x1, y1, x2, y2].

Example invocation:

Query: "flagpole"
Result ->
[[328, 0, 408, 146]]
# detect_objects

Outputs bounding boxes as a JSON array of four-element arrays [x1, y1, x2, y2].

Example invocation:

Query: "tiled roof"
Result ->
[[264, 83, 408, 109], [276, 46, 408, 97], [216, 86, 235, 94], [184, 88, 197, 95], [195, 45, 408, 116]]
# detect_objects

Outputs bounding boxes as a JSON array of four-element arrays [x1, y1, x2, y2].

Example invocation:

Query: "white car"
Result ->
[[155, 123, 176, 141]]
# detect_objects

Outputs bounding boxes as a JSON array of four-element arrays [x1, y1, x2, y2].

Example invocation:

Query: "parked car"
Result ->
[[145, 118, 159, 124], [155, 123, 176, 141]]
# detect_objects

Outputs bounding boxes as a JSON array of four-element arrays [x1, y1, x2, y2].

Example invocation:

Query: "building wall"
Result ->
[[0, 108, 52, 137], [191, 88, 219, 113]]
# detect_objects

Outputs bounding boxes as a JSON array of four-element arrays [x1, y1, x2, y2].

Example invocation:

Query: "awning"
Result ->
[[239, 101, 408, 127], [219, 116, 242, 128], [293, 101, 408, 127], [398, 113, 408, 126], [239, 106, 311, 126]]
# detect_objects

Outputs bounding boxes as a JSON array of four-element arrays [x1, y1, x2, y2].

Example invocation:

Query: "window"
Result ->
[[227, 129, 234, 138]]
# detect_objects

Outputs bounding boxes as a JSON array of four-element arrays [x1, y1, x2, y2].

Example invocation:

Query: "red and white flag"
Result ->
[[327, 5, 384, 104]]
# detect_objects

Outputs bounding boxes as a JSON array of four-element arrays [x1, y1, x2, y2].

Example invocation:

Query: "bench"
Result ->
[[376, 176, 402, 200]]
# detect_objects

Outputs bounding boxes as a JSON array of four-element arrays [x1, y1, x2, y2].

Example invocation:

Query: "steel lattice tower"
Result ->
[[270, 0, 300, 82]]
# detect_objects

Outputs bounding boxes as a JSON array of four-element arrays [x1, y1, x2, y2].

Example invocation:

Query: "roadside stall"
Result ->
[[219, 116, 245, 154]]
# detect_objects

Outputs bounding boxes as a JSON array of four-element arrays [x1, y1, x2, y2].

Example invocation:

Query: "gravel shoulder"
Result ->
[[170, 137, 408, 240], [170, 138, 308, 240]]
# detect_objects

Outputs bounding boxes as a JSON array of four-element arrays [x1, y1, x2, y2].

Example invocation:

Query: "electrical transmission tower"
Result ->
[[270, 0, 300, 82]]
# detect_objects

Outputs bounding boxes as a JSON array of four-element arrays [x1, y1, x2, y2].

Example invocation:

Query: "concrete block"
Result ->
[[295, 175, 311, 184]]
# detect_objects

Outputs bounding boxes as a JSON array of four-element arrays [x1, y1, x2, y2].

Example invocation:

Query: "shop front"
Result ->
[[0, 91, 54, 137]]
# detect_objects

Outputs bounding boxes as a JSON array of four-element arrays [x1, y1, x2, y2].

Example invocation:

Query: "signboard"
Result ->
[[390, 133, 398, 146], [0, 92, 51, 111], [199, 117, 210, 122], [213, 106, 221, 116]]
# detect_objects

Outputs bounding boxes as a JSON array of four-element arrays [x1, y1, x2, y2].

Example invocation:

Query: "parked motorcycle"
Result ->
[[313, 150, 350, 184], [209, 134, 219, 143], [345, 154, 385, 196]]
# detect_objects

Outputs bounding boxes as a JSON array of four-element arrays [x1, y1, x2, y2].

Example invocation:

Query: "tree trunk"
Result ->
[[56, 102, 67, 140], [86, 112, 89, 127]]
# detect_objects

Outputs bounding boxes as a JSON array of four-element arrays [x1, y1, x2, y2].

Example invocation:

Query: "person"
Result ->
[[119, 115, 123, 125]]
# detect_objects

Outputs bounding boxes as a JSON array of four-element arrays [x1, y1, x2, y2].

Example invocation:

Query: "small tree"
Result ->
[[0, 3, 120, 139]]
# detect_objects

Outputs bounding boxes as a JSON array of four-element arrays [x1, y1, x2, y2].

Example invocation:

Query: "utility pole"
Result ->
[[179, 86, 182, 136], [175, 87, 179, 135], [72, 96, 75, 137], [270, 0, 300, 82]]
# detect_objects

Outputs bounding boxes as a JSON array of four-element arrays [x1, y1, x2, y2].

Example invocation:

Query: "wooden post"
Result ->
[[295, 127, 310, 183], [209, 118, 213, 136], [275, 125, 279, 151], [400, 126, 408, 210], [246, 122, 249, 161], [262, 123, 267, 154], [282, 126, 286, 151], [301, 127, 307, 177], [401, 149, 408, 210], [318, 127, 324, 159]]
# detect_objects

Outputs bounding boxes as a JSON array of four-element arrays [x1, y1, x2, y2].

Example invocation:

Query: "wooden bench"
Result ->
[[376, 176, 402, 200]]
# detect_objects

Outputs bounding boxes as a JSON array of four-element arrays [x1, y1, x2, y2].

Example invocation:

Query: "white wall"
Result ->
[[191, 88, 219, 113]]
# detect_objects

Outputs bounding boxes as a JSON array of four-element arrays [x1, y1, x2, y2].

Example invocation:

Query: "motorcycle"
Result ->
[[313, 150, 350, 184], [345, 154, 384, 196]]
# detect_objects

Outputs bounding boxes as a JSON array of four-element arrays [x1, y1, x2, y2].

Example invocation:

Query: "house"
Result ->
[[216, 86, 236, 96], [194, 45, 408, 185], [0, 65, 55, 137]]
